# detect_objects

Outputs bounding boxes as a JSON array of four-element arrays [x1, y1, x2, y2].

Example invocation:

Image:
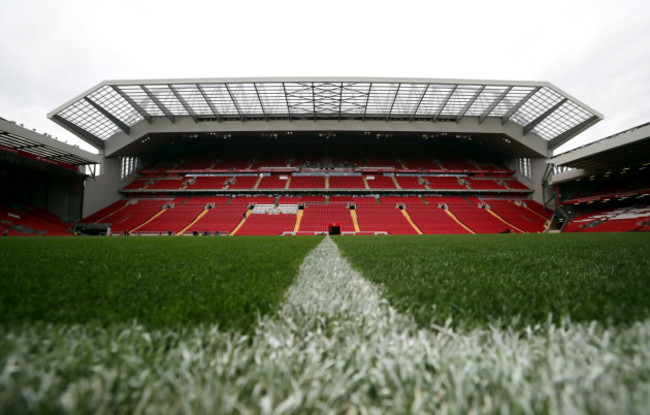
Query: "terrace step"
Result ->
[[444, 209, 475, 234], [349, 209, 361, 232], [230, 208, 252, 235], [401, 209, 423, 235], [485, 208, 524, 233], [130, 208, 167, 233], [177, 208, 210, 235], [293, 209, 304, 233]]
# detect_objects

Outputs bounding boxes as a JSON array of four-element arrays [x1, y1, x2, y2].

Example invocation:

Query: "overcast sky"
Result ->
[[1, 0, 649, 155]]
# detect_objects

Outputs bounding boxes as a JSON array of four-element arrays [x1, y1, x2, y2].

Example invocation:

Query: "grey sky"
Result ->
[[1, 0, 648, 155]]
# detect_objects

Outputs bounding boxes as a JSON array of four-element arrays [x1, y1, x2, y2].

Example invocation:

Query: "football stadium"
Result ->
[[1, 77, 650, 413]]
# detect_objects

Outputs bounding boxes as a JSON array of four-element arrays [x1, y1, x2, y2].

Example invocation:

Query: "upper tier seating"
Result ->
[[423, 176, 467, 190], [185, 176, 229, 190], [227, 176, 258, 189], [183, 196, 232, 205], [365, 175, 397, 189], [289, 176, 325, 189], [395, 176, 427, 190], [257, 174, 288, 189], [228, 196, 276, 205], [123, 179, 152, 190], [466, 178, 508, 190], [379, 196, 425, 206], [147, 179, 186, 190], [504, 180, 530, 190], [329, 176, 366, 189], [176, 157, 216, 170]]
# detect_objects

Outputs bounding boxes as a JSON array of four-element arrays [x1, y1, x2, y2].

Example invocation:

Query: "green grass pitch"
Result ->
[[1, 233, 649, 413], [334, 232, 650, 329]]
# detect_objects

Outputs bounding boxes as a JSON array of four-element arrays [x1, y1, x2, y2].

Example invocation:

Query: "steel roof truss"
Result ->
[[479, 86, 512, 124], [112, 86, 152, 124], [548, 115, 600, 150], [281, 83, 292, 121], [224, 84, 244, 122], [523, 98, 568, 135], [196, 84, 222, 122], [84, 97, 130, 134], [51, 115, 105, 149], [363, 83, 373, 121], [338, 82, 343, 121], [387, 84, 401, 120], [141, 86, 175, 123], [410, 84, 430, 122], [456, 86, 484, 123], [433, 85, 457, 122], [501, 87, 541, 125], [253, 83, 267, 121], [169, 85, 198, 123]]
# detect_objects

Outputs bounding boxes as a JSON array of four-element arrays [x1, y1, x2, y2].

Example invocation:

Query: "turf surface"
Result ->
[[334, 233, 650, 329], [0, 236, 322, 331]]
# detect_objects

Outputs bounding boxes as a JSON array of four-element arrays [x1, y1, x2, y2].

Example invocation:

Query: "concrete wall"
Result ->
[[82, 158, 131, 219]]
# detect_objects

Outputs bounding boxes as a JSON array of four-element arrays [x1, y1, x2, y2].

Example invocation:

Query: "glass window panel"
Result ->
[[227, 83, 263, 115], [365, 83, 399, 115], [197, 84, 238, 116], [256, 83, 288, 115], [415, 85, 455, 116], [340, 82, 369, 115], [490, 87, 536, 117], [143, 85, 189, 116], [171, 84, 214, 116], [88, 86, 144, 126], [533, 101, 592, 140], [117, 86, 164, 116], [465, 86, 509, 116], [440, 85, 482, 116], [58, 99, 120, 139], [391, 84, 428, 116], [510, 87, 563, 127]]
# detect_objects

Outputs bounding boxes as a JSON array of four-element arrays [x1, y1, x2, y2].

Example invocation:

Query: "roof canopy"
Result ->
[[0, 117, 101, 168], [550, 121, 650, 177], [49, 77, 602, 152]]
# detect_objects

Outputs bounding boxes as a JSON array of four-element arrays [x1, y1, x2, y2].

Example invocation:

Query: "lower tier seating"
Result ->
[[184, 205, 249, 235], [1, 201, 72, 236], [484, 199, 548, 233], [406, 205, 471, 234], [299, 205, 356, 233], [355, 205, 418, 234], [132, 204, 206, 234], [76, 195, 555, 235], [236, 212, 297, 235], [564, 206, 650, 232]]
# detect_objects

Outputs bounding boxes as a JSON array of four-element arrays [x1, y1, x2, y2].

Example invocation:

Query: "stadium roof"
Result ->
[[49, 77, 602, 154], [0, 117, 101, 170], [549, 121, 650, 183]]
